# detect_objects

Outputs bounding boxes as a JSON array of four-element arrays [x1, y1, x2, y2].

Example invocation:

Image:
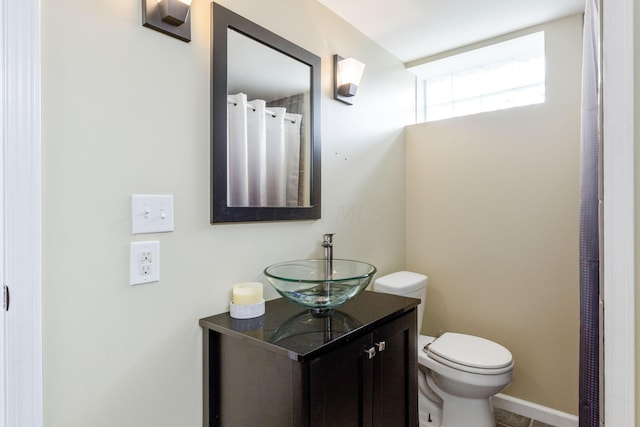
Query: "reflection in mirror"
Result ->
[[227, 29, 311, 208], [211, 3, 321, 223]]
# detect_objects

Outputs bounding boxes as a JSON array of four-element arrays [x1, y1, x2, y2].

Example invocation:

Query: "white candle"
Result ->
[[232, 282, 263, 305]]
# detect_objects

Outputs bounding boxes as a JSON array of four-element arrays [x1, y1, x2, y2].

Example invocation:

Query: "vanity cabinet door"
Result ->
[[308, 332, 374, 427], [307, 309, 417, 427], [372, 310, 418, 427]]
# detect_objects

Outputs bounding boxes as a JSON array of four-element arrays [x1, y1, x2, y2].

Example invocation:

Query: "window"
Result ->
[[410, 32, 545, 122]]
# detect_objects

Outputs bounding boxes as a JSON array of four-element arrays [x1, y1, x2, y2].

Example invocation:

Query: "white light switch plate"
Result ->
[[132, 194, 174, 234], [130, 241, 160, 285]]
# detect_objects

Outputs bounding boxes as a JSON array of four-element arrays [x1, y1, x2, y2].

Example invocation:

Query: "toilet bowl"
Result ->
[[373, 272, 514, 427]]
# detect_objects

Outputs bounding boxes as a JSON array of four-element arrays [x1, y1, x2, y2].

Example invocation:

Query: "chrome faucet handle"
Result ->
[[322, 233, 335, 246]]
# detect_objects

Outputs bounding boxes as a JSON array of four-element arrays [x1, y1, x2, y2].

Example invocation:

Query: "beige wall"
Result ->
[[40, 0, 414, 425], [405, 15, 583, 415]]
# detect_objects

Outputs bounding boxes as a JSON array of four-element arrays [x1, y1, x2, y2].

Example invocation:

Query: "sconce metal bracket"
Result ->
[[142, 0, 191, 43]]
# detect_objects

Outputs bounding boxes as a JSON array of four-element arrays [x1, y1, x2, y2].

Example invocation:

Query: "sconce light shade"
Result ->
[[334, 55, 366, 105], [142, 0, 191, 42]]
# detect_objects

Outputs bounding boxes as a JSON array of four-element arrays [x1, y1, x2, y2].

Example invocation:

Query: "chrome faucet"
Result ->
[[322, 233, 335, 280], [322, 233, 335, 261]]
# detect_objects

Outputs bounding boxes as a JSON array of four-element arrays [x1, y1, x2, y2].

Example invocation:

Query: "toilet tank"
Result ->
[[373, 271, 427, 334]]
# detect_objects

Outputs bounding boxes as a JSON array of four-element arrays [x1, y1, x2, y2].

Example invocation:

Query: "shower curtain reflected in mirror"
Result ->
[[227, 92, 303, 207]]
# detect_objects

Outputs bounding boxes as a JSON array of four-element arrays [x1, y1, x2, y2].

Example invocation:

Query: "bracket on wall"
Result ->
[[142, 0, 191, 42]]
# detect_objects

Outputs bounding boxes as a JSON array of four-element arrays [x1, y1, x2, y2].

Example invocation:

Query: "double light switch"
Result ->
[[131, 194, 174, 234]]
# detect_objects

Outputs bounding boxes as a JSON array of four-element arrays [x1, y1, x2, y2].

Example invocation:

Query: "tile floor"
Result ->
[[495, 408, 556, 427]]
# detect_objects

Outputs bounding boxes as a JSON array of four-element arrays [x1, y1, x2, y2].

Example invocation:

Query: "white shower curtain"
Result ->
[[246, 99, 267, 206], [265, 107, 287, 206], [227, 93, 303, 207], [227, 93, 249, 207]]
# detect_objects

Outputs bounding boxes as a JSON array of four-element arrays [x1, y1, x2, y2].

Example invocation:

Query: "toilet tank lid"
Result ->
[[374, 271, 427, 295]]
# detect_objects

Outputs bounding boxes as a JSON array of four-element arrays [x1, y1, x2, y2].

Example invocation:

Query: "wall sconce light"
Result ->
[[334, 55, 366, 105], [142, 0, 192, 42]]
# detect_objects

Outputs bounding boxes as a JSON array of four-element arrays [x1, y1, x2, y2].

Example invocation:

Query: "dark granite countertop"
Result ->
[[199, 290, 418, 362]]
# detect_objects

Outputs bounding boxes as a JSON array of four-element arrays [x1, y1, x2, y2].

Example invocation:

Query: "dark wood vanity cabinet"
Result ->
[[199, 291, 418, 427]]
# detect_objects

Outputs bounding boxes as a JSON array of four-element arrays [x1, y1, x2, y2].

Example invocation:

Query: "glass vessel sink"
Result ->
[[264, 259, 377, 316]]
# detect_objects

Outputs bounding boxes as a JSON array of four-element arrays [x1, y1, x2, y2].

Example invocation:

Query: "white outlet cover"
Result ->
[[130, 241, 160, 285], [132, 194, 174, 234]]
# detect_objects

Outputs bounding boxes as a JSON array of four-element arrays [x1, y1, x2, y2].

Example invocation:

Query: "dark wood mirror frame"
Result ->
[[211, 3, 321, 223]]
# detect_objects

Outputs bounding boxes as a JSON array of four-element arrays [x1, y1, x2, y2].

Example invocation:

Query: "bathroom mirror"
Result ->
[[211, 3, 321, 223]]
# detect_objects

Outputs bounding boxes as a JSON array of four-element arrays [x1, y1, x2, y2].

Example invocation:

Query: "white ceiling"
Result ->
[[318, 0, 585, 63]]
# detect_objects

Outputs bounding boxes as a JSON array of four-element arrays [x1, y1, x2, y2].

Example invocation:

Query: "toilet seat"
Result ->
[[422, 333, 513, 375]]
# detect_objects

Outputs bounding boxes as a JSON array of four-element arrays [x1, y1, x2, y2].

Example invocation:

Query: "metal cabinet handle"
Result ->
[[375, 341, 386, 352], [364, 347, 376, 359]]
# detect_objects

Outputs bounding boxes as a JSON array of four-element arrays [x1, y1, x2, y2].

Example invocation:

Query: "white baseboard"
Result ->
[[492, 393, 579, 427]]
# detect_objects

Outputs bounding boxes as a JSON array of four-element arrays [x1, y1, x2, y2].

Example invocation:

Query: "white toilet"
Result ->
[[374, 271, 514, 427]]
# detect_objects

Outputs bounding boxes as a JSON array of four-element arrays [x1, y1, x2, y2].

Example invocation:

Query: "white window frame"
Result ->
[[412, 31, 546, 123]]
